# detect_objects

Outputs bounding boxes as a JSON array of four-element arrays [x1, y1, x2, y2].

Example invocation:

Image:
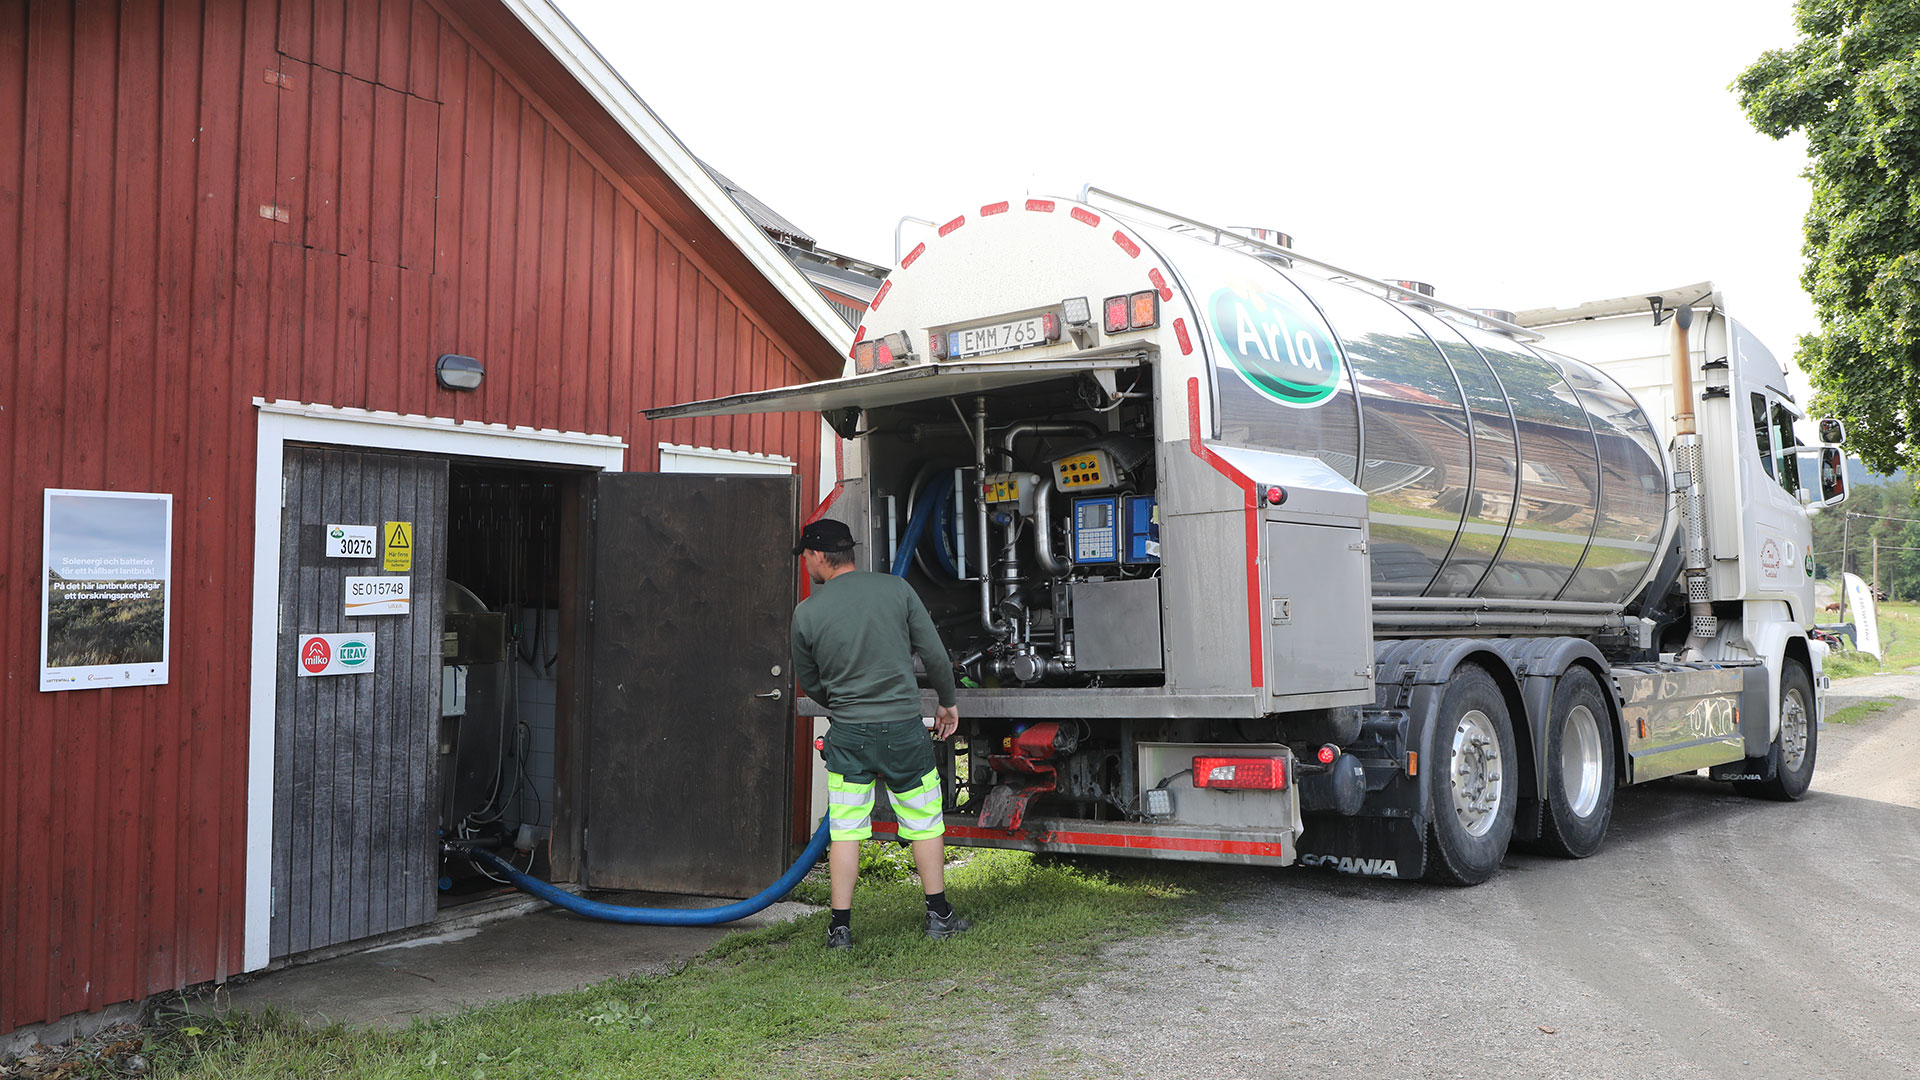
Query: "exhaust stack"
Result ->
[[1668, 305, 1717, 659]]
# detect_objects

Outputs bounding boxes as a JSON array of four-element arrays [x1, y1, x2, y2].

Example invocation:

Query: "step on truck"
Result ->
[[649, 189, 1851, 884]]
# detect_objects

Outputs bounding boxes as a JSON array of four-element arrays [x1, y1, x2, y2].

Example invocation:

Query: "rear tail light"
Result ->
[[1103, 295, 1130, 333], [1041, 312, 1061, 342], [928, 331, 949, 361], [853, 340, 880, 373], [1129, 290, 1159, 329], [1192, 756, 1288, 790], [881, 332, 912, 367], [1317, 744, 1338, 765]]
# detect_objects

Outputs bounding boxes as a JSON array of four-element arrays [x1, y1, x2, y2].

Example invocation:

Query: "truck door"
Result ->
[[581, 473, 800, 896]]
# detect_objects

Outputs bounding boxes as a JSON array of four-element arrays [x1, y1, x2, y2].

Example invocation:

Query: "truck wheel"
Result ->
[[1736, 661, 1817, 801], [1423, 664, 1518, 885], [1533, 668, 1615, 858]]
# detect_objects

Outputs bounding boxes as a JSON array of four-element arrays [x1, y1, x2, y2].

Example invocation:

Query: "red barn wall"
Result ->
[[0, 0, 837, 1035]]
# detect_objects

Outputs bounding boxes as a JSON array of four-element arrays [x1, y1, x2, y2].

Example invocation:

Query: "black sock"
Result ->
[[924, 892, 953, 918], [830, 908, 851, 930]]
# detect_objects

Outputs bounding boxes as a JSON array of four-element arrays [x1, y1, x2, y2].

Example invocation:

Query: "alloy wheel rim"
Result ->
[[1450, 709, 1503, 838], [1560, 704, 1604, 818], [1781, 687, 1809, 772]]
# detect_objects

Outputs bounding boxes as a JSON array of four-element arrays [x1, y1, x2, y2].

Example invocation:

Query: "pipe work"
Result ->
[[454, 816, 831, 926]]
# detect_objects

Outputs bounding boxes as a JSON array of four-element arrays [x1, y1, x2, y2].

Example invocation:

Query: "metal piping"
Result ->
[[1372, 597, 1623, 615], [974, 397, 1013, 639], [1669, 306, 1717, 659], [997, 421, 1099, 469], [1032, 478, 1073, 576], [1373, 612, 1626, 633]]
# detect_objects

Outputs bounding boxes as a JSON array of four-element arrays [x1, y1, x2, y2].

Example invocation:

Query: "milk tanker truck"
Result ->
[[650, 189, 1851, 884]]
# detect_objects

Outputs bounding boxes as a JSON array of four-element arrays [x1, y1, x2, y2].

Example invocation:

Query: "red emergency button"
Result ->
[[1264, 485, 1287, 506]]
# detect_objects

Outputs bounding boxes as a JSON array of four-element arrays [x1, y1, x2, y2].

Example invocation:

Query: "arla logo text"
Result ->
[[1208, 284, 1344, 409], [338, 640, 371, 667], [301, 637, 331, 674]]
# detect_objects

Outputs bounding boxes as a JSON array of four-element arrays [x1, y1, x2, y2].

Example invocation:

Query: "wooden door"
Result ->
[[583, 473, 798, 896], [271, 447, 447, 958]]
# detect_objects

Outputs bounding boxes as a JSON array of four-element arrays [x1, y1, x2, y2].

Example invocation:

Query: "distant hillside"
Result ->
[[1847, 460, 1908, 486]]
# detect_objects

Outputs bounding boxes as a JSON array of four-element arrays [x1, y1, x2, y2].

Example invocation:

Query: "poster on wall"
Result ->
[[40, 489, 174, 692]]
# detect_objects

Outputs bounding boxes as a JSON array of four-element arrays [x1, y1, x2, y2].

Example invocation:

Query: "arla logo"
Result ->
[[338, 639, 371, 667], [300, 637, 332, 674], [1208, 285, 1344, 409], [329, 526, 345, 539]]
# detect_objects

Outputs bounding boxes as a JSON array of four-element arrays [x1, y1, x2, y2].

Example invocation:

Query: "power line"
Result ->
[[1845, 511, 1920, 526]]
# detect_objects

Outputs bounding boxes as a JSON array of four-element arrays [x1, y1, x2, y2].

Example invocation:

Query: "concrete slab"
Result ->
[[218, 895, 816, 1029]]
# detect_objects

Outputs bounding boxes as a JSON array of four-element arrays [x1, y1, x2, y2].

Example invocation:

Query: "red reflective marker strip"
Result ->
[[1149, 268, 1172, 301], [800, 483, 846, 600], [981, 201, 1010, 216], [875, 820, 1287, 859], [1070, 207, 1100, 227], [902, 242, 926, 268], [849, 325, 865, 359], [1025, 199, 1055, 212], [1174, 318, 1193, 355], [939, 215, 966, 236], [1113, 231, 1140, 258], [870, 279, 892, 310], [1187, 377, 1263, 688]]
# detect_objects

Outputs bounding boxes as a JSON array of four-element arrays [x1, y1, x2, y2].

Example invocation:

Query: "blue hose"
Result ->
[[891, 483, 942, 577], [457, 816, 832, 926]]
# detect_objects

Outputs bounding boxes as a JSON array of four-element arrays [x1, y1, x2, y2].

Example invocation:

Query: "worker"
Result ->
[[790, 517, 969, 950]]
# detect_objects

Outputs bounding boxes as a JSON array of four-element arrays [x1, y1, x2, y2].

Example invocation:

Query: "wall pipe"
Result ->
[[454, 816, 831, 926]]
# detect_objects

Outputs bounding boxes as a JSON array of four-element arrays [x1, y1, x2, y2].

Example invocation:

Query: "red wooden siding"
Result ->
[[0, 0, 838, 1035]]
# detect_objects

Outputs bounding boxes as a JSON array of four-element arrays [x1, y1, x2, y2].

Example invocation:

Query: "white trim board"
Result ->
[[656, 442, 795, 475], [244, 399, 626, 971]]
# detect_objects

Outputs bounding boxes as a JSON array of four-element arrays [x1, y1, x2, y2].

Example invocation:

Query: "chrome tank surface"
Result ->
[[1163, 231, 1667, 607]]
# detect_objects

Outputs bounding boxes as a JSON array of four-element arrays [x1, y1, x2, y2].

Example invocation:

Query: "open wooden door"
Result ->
[[582, 473, 799, 896]]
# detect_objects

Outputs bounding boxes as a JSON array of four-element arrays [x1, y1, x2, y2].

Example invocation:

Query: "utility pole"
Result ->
[[1873, 535, 1880, 598]]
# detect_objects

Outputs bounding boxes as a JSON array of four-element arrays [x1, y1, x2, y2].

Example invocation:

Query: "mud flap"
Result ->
[[1296, 814, 1427, 880], [978, 778, 1055, 832]]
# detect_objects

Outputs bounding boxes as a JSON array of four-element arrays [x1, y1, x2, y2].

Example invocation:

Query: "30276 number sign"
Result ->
[[325, 524, 378, 559]]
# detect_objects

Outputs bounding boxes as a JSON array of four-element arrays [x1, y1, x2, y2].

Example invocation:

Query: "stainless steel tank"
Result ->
[[1200, 259, 1668, 607]]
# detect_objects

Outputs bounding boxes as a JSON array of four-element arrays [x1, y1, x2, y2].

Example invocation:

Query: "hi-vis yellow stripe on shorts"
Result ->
[[888, 769, 944, 841], [826, 772, 875, 841]]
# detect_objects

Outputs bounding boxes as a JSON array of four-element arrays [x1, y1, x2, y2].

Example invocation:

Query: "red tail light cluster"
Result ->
[[1102, 290, 1160, 333], [1192, 756, 1288, 790]]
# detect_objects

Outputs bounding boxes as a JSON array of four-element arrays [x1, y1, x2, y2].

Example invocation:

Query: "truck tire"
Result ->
[[1423, 664, 1518, 885], [1736, 661, 1817, 801], [1532, 668, 1615, 858]]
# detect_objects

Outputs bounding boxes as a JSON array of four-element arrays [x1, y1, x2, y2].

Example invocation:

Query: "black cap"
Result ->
[[793, 518, 856, 555]]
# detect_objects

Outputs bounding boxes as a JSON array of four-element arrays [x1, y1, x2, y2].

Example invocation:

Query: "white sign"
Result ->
[[1844, 572, 1882, 660], [344, 576, 412, 616], [296, 632, 378, 677], [325, 524, 378, 559], [41, 489, 173, 692]]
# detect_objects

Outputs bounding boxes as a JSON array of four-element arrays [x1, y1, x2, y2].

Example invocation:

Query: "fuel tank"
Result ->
[[1155, 230, 1669, 606]]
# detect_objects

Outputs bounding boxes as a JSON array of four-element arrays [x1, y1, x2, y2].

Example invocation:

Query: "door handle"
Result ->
[[756, 689, 783, 701]]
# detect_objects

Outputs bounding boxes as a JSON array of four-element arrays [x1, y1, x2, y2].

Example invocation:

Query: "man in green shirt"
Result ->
[[791, 518, 969, 950]]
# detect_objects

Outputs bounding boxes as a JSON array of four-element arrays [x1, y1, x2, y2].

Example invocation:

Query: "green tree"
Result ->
[[1735, 2, 1920, 473]]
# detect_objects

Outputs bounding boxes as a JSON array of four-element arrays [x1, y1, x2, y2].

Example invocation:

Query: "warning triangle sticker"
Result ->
[[385, 522, 411, 549]]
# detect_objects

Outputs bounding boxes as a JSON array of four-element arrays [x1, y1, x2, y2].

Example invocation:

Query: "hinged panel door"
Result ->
[[584, 473, 798, 895]]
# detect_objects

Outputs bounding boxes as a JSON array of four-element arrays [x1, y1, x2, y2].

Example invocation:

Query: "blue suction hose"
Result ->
[[455, 816, 831, 926]]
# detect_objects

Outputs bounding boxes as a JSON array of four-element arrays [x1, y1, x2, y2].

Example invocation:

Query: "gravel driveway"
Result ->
[[1032, 676, 1920, 1080]]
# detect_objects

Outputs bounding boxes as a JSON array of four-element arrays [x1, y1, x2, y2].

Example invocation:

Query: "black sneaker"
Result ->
[[826, 925, 853, 950], [925, 909, 972, 940]]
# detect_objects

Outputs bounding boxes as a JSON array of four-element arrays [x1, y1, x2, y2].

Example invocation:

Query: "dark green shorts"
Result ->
[[822, 717, 936, 793]]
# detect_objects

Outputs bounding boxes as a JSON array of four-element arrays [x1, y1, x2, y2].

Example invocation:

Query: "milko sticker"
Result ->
[[1208, 285, 1345, 408]]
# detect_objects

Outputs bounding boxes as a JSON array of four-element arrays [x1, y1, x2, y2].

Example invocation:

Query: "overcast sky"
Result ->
[[555, 0, 1813, 388]]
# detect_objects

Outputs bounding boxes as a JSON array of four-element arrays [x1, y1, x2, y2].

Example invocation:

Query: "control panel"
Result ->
[[1053, 449, 1118, 493], [1123, 495, 1159, 564], [1072, 496, 1120, 564]]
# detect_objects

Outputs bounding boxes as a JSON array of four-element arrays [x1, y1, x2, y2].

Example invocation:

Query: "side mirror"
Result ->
[[1819, 417, 1846, 445], [1818, 445, 1847, 506]]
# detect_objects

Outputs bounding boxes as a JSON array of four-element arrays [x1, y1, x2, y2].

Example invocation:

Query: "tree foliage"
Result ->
[[1736, 2, 1920, 472], [1808, 478, 1920, 600]]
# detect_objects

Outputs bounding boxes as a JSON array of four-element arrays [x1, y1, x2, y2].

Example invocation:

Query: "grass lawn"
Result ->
[[147, 849, 1238, 1080], [1825, 698, 1896, 725], [1820, 596, 1920, 678]]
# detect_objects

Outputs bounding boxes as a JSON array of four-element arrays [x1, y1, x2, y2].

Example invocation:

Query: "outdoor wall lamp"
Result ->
[[436, 353, 484, 391]]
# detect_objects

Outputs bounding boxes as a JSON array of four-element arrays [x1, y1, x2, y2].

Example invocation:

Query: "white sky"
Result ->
[[556, 0, 1813, 390]]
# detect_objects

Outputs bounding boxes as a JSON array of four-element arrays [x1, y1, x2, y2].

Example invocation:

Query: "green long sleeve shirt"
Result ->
[[790, 570, 958, 723]]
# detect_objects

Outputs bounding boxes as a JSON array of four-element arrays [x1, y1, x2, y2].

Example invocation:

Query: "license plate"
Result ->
[[951, 317, 1047, 358]]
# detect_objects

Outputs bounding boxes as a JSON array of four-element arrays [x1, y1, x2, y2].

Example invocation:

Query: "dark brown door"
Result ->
[[584, 473, 798, 896]]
